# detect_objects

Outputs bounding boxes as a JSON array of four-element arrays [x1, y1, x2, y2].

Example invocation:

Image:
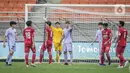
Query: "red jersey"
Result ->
[[102, 28, 112, 46], [23, 27, 35, 46], [46, 27, 52, 41], [118, 27, 128, 46]]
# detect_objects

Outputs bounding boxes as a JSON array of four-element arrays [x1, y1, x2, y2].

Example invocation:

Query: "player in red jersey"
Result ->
[[100, 23, 112, 66], [39, 21, 53, 64], [23, 20, 36, 67], [115, 21, 128, 68]]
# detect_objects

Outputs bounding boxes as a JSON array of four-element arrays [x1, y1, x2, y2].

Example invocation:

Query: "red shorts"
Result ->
[[41, 40, 52, 52], [24, 44, 36, 53], [116, 45, 126, 55], [101, 44, 111, 53]]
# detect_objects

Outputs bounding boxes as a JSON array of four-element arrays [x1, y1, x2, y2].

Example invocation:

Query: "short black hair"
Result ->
[[46, 21, 51, 26], [119, 21, 125, 26], [65, 21, 70, 24], [55, 22, 60, 25], [26, 20, 32, 26], [98, 22, 103, 25], [103, 23, 108, 27], [10, 21, 17, 26]]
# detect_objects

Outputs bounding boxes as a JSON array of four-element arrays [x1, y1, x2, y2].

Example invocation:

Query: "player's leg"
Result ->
[[39, 43, 45, 64], [99, 47, 105, 66], [120, 46, 128, 67], [24, 46, 30, 67], [31, 46, 36, 67], [54, 43, 59, 62], [105, 46, 111, 65], [8, 46, 16, 65], [116, 45, 124, 68], [63, 44, 68, 65], [47, 40, 52, 64], [67, 43, 73, 65], [58, 43, 62, 63], [6, 45, 14, 66], [99, 42, 102, 64]]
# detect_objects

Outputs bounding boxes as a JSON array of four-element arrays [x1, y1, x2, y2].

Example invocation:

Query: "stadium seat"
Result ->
[[0, 3, 4, 8], [8, 3, 14, 8], [71, 0, 80, 4], [98, 0, 107, 4], [106, 0, 116, 4], [62, 0, 71, 4], [116, 0, 125, 4], [0, 0, 9, 2], [88, 0, 98, 4], [125, 0, 130, 4], [80, 0, 89, 4], [27, 0, 36, 4]]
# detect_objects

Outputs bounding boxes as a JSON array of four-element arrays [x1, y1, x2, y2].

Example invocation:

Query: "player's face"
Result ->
[[65, 24, 69, 28], [98, 25, 103, 29], [56, 24, 60, 28], [118, 24, 121, 27], [12, 24, 16, 28]]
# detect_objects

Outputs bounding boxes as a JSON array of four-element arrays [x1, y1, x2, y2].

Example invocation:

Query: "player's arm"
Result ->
[[32, 29, 35, 48], [45, 30, 48, 46], [60, 29, 64, 44], [3, 30, 9, 48], [91, 31, 99, 45]]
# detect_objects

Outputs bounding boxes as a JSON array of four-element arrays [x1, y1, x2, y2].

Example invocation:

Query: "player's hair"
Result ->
[[103, 23, 108, 27], [119, 21, 125, 26], [46, 21, 51, 26], [98, 22, 103, 25], [26, 20, 32, 26], [65, 21, 70, 24], [55, 22, 60, 25], [10, 21, 17, 26]]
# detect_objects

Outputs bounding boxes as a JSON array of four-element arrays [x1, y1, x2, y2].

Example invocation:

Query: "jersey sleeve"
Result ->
[[51, 26, 55, 32], [95, 30, 99, 39], [32, 28, 35, 37], [5, 29, 9, 36]]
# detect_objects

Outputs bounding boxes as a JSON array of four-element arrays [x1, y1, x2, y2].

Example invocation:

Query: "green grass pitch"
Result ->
[[0, 62, 129, 73]]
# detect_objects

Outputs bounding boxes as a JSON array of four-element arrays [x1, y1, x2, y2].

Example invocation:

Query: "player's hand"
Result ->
[[3, 43, 6, 48], [43, 17, 47, 21]]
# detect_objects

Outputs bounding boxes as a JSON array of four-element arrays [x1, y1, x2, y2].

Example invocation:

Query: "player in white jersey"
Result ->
[[3, 21, 17, 66], [91, 22, 103, 63]]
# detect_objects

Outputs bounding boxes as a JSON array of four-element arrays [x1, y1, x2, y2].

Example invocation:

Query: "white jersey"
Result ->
[[96, 29, 103, 43]]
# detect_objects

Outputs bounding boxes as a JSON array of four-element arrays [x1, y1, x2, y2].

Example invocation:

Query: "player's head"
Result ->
[[65, 21, 70, 28], [119, 21, 125, 27], [26, 20, 32, 27], [103, 23, 108, 29], [55, 22, 60, 28], [46, 21, 51, 28], [98, 22, 103, 29], [10, 21, 17, 28]]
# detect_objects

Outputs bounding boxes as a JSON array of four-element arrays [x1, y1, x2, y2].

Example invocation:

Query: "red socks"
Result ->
[[25, 53, 29, 65], [32, 53, 36, 64], [39, 53, 43, 63], [49, 54, 52, 64]]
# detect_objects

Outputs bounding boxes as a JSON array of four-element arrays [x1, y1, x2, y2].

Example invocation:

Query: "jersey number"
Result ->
[[25, 32, 31, 39]]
